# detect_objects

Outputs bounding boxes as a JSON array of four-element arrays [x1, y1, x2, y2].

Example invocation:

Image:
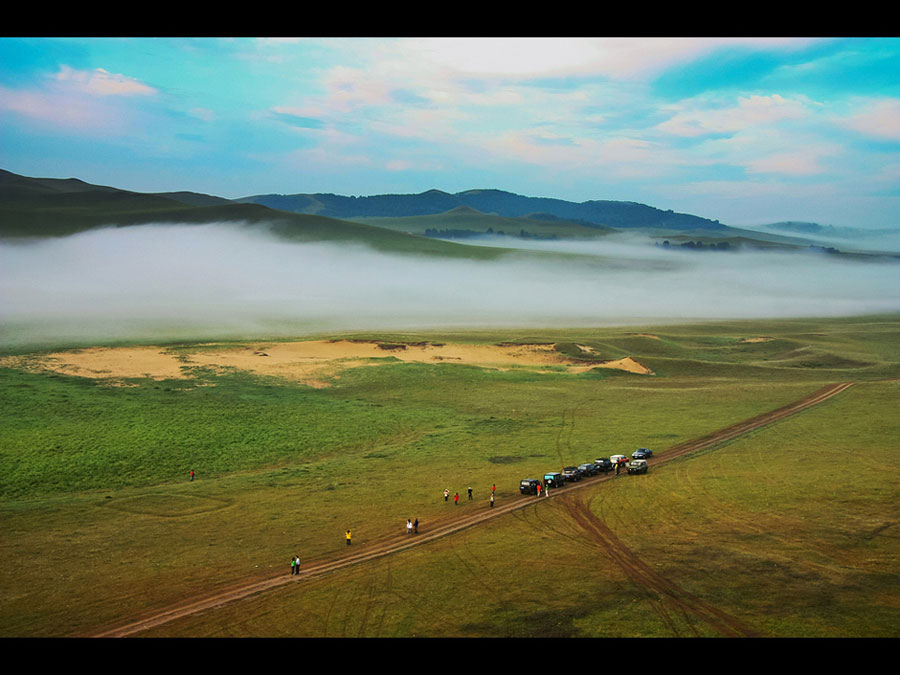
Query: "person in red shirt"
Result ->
[[454, 492, 459, 505]]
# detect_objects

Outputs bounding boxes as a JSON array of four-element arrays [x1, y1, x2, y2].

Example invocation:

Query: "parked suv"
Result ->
[[562, 466, 582, 482], [544, 472, 566, 489], [632, 448, 653, 459], [578, 462, 599, 477], [594, 458, 613, 473], [520, 478, 542, 495], [627, 459, 649, 475]]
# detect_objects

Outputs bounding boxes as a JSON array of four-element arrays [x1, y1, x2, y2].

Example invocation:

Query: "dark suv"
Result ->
[[544, 472, 566, 488], [632, 448, 653, 460], [594, 458, 613, 473], [562, 466, 582, 482], [578, 463, 599, 477], [519, 478, 542, 495]]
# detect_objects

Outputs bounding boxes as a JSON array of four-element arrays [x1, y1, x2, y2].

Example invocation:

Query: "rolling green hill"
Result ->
[[350, 205, 618, 240], [0, 170, 507, 260]]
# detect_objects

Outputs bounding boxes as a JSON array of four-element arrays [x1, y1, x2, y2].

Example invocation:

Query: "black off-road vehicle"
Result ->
[[544, 472, 566, 488], [594, 458, 613, 473], [578, 462, 599, 477], [519, 478, 542, 495]]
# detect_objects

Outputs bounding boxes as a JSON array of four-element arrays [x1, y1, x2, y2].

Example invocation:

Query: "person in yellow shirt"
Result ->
[[346, 530, 352, 546]]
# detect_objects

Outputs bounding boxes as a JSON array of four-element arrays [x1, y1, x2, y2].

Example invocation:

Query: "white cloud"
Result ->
[[838, 98, 900, 141], [658, 94, 810, 138], [55, 65, 157, 97], [401, 38, 822, 81], [0, 83, 118, 131], [745, 152, 826, 176]]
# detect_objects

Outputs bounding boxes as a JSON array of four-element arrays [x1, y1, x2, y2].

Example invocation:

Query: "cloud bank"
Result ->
[[2, 223, 899, 348]]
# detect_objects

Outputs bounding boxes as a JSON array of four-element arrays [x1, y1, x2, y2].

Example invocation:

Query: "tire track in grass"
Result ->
[[561, 491, 758, 637], [87, 382, 853, 637]]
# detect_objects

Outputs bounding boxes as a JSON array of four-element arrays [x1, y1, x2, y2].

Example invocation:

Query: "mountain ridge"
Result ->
[[235, 187, 728, 232]]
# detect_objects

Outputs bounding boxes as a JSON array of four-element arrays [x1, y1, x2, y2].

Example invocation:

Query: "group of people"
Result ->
[[290, 484, 501, 575], [443, 483, 496, 506]]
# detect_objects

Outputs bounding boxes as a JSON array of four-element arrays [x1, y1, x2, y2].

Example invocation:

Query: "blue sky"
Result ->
[[2, 37, 899, 228]]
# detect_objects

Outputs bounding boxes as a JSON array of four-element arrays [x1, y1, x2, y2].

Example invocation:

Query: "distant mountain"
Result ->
[[0, 169, 504, 259], [236, 188, 729, 232], [7, 168, 896, 260], [761, 221, 900, 241]]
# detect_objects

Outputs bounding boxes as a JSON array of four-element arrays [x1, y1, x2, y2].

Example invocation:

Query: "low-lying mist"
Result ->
[[2, 222, 899, 349]]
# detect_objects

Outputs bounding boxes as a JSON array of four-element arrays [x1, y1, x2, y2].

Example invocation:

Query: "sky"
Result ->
[[2, 37, 899, 229]]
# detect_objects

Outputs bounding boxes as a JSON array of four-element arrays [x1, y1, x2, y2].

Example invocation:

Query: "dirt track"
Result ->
[[87, 382, 854, 638]]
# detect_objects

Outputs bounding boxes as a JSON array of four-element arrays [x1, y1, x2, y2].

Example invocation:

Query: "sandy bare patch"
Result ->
[[740, 337, 775, 343], [1, 347, 190, 381], [3, 339, 654, 385], [592, 357, 654, 375], [629, 333, 661, 340]]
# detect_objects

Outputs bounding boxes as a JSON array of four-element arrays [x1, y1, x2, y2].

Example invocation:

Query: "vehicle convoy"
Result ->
[[520, 479, 542, 495], [544, 472, 565, 488], [522, 448, 651, 494], [594, 458, 613, 473], [627, 459, 649, 475]]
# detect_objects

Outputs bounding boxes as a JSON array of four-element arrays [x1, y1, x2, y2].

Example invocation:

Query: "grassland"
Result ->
[[0, 315, 898, 637]]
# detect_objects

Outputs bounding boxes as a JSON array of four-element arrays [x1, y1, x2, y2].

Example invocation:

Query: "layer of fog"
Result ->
[[2, 222, 899, 349], [738, 224, 900, 254]]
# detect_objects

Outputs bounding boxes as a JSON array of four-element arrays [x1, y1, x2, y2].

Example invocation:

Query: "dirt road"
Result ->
[[87, 382, 853, 637]]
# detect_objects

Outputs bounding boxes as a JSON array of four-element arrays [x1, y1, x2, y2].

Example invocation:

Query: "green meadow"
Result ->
[[1, 315, 898, 637]]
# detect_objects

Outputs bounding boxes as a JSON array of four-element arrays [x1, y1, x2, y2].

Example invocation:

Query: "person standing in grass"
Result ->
[[444, 488, 449, 502], [454, 492, 459, 506], [190, 469, 194, 482], [413, 518, 418, 534], [346, 530, 352, 546], [290, 556, 296, 576], [467, 486, 473, 500], [490, 493, 495, 508], [407, 519, 413, 535]]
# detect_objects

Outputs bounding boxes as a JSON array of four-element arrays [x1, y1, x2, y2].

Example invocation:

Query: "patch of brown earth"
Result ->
[[1, 347, 190, 381], [2, 339, 655, 385], [593, 357, 654, 375]]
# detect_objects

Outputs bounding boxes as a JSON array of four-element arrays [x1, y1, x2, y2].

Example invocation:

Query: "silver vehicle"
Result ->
[[627, 459, 648, 475]]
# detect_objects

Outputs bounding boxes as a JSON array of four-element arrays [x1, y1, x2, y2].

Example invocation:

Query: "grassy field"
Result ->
[[1, 315, 898, 637]]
